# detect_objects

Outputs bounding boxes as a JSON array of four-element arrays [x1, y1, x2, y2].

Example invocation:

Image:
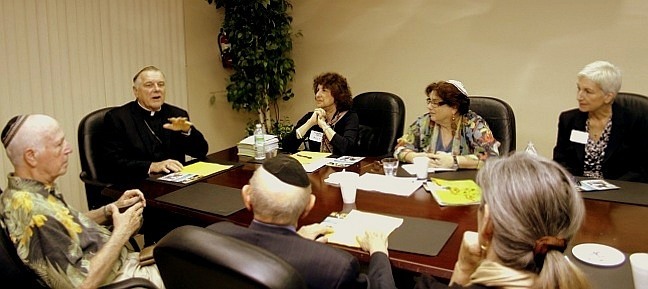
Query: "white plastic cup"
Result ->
[[339, 172, 360, 203], [413, 156, 429, 180], [631, 253, 648, 289], [382, 157, 399, 177]]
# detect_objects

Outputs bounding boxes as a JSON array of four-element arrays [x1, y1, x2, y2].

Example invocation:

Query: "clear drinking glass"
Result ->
[[382, 157, 399, 177]]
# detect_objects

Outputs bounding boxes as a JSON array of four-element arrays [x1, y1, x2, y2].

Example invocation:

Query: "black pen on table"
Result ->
[[296, 153, 312, 159]]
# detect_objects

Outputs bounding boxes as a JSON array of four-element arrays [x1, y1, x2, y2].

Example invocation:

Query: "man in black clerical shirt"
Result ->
[[101, 66, 208, 183]]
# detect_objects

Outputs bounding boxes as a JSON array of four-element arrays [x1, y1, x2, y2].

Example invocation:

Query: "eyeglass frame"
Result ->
[[425, 97, 446, 107]]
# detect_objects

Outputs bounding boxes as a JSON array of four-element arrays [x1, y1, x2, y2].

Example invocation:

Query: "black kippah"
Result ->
[[2, 115, 29, 148], [262, 155, 310, 188]]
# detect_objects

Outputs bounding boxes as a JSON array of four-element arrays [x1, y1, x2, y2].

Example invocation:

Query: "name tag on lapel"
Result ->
[[309, 130, 323, 143], [570, 130, 588, 144]]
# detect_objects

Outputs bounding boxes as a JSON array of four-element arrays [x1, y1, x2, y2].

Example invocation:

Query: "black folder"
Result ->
[[388, 216, 458, 257], [155, 182, 246, 216], [578, 178, 648, 206]]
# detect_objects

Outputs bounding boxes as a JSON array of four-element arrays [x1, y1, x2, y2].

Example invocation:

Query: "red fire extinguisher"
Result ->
[[218, 28, 234, 69]]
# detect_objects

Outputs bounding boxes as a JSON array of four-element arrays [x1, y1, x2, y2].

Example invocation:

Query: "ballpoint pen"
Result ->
[[296, 153, 312, 159]]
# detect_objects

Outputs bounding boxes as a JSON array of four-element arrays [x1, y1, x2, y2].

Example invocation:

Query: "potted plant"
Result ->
[[208, 0, 299, 139]]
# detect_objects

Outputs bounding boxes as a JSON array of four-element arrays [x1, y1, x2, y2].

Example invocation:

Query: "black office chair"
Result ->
[[615, 92, 648, 113], [78, 107, 114, 210], [0, 200, 157, 289], [469, 96, 516, 154], [154, 225, 307, 289], [352, 92, 405, 157]]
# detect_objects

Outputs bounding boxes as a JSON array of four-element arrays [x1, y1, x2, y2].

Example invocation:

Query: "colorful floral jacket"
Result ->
[[397, 110, 500, 159], [0, 175, 126, 288]]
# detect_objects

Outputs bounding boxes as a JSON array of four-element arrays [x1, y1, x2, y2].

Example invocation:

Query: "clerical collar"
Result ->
[[137, 101, 161, 116]]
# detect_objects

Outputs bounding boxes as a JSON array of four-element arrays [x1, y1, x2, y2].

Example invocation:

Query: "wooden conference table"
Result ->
[[106, 148, 648, 280]]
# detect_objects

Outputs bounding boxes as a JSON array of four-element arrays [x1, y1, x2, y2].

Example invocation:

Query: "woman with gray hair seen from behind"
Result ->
[[553, 60, 648, 182], [416, 153, 589, 289]]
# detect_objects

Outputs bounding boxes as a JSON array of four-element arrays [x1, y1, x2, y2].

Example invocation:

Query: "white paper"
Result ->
[[238, 134, 278, 145], [401, 164, 457, 174], [321, 209, 403, 248], [357, 173, 423, 196], [577, 179, 620, 191], [302, 157, 334, 173]]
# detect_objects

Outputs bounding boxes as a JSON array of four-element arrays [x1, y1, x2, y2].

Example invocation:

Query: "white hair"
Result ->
[[5, 114, 58, 167], [577, 60, 622, 95], [248, 167, 312, 225]]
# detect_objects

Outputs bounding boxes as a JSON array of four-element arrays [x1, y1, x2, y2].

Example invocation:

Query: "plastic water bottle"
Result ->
[[525, 141, 538, 156], [254, 123, 266, 160]]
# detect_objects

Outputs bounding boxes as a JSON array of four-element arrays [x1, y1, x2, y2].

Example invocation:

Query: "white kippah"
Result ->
[[447, 80, 468, 96]]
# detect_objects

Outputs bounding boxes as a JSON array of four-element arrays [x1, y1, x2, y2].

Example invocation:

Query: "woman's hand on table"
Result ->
[[428, 153, 454, 168]]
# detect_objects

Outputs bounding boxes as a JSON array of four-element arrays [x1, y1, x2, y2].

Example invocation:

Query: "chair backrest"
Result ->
[[615, 92, 648, 114], [78, 107, 114, 183], [352, 92, 405, 157], [78, 107, 114, 210], [468, 96, 516, 154], [154, 225, 307, 289]]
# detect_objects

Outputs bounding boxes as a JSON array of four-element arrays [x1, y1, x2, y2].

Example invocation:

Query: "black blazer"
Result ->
[[553, 102, 648, 182], [207, 221, 396, 289], [282, 110, 359, 157], [100, 101, 208, 183]]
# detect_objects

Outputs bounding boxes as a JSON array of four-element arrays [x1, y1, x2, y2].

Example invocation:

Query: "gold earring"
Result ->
[[480, 243, 488, 257]]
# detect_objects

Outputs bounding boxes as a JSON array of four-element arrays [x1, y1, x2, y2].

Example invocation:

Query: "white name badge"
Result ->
[[570, 130, 589, 144], [309, 130, 324, 143]]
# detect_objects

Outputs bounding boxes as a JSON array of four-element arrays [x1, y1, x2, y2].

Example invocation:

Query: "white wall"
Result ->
[[0, 0, 188, 210], [183, 0, 252, 154], [277, 0, 648, 156]]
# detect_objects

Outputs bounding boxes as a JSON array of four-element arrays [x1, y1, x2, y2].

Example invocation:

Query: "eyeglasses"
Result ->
[[426, 98, 446, 107]]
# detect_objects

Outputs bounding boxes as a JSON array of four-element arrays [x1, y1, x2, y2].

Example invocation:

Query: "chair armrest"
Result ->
[[79, 171, 112, 187], [98, 277, 158, 289]]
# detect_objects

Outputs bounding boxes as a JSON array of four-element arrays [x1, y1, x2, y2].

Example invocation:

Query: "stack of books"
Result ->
[[236, 134, 279, 157]]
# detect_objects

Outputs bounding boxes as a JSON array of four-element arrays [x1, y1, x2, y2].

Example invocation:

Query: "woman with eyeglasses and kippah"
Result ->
[[394, 80, 500, 169], [415, 153, 590, 289]]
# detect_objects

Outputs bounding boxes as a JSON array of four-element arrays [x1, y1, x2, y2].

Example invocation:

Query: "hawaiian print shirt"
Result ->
[[398, 110, 500, 158], [0, 174, 127, 288]]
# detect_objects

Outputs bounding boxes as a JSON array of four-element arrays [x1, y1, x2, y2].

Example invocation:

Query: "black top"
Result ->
[[282, 110, 359, 157], [100, 101, 208, 183], [553, 102, 648, 183]]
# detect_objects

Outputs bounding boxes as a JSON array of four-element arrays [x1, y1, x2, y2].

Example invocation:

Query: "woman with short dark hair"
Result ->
[[282, 72, 358, 156]]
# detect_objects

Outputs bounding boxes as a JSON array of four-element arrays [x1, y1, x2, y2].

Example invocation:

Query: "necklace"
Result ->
[[586, 114, 612, 140], [144, 120, 163, 144]]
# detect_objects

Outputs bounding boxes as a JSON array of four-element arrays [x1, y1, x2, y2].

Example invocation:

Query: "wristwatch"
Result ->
[[452, 155, 459, 168]]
